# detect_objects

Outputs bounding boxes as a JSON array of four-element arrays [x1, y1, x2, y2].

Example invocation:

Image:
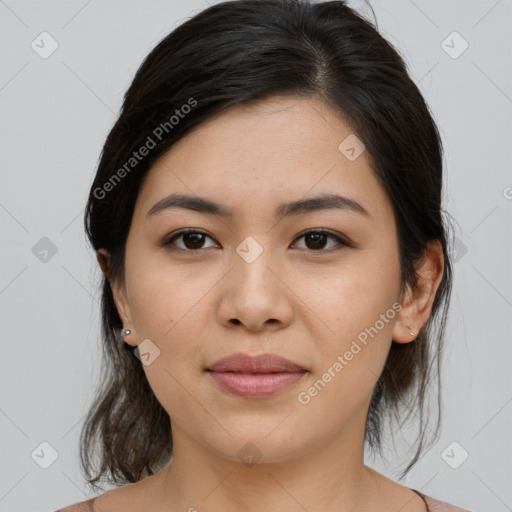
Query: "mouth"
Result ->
[[205, 352, 308, 398]]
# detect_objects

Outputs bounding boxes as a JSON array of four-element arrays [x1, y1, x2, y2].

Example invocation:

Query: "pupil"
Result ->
[[181, 233, 328, 250], [184, 233, 204, 249], [306, 233, 326, 250]]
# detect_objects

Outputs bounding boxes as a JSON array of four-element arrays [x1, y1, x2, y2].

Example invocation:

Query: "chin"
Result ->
[[203, 429, 310, 467]]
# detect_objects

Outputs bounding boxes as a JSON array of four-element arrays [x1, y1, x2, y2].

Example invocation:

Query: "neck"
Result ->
[[153, 405, 381, 512]]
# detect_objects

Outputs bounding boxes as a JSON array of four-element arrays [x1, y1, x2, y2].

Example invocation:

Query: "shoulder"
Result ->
[[54, 496, 98, 512], [54, 473, 162, 511], [55, 479, 153, 512], [411, 489, 471, 512]]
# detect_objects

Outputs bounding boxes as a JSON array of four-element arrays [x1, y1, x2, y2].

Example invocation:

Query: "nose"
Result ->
[[216, 245, 294, 332]]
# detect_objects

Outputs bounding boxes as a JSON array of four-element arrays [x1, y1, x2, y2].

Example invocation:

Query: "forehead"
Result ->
[[134, 95, 391, 222]]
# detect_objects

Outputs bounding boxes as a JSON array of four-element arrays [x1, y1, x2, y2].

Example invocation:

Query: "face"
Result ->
[[108, 95, 419, 464]]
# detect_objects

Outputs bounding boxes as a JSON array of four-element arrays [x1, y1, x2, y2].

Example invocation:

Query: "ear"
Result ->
[[392, 239, 444, 344], [97, 249, 138, 347]]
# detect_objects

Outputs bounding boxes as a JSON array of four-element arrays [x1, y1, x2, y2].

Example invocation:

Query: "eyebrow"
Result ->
[[146, 193, 370, 220]]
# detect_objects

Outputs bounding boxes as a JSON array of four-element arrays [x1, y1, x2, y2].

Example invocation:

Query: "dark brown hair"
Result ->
[[81, 0, 453, 489]]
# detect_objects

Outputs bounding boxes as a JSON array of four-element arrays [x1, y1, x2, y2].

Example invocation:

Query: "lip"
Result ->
[[207, 352, 307, 373], [206, 352, 308, 398]]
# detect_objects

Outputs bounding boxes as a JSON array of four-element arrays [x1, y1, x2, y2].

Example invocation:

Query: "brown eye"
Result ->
[[163, 229, 218, 251], [293, 230, 349, 252], [304, 232, 328, 250], [181, 232, 207, 250], [162, 228, 349, 253]]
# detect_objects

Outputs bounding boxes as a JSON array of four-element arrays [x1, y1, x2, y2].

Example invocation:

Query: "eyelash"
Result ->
[[160, 228, 351, 253]]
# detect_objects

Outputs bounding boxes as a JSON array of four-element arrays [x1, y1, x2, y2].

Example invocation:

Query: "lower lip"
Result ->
[[208, 371, 307, 398]]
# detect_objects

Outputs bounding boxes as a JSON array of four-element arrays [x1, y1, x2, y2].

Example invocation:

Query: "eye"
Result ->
[[161, 228, 350, 253], [292, 229, 349, 252], [161, 229, 219, 252]]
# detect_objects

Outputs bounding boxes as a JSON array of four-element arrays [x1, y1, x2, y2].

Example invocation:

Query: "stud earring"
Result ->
[[121, 328, 131, 339], [406, 326, 414, 336]]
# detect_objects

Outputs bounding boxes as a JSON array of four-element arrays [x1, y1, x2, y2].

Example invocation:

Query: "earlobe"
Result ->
[[120, 328, 138, 347], [392, 239, 444, 344]]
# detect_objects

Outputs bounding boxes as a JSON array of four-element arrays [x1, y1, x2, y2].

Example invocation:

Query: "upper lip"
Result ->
[[206, 353, 307, 373]]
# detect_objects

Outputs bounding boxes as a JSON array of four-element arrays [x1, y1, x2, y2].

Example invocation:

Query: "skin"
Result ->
[[96, 95, 444, 512]]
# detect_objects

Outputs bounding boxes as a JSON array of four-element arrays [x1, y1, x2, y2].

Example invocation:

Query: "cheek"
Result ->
[[126, 260, 219, 381], [293, 253, 401, 398], [126, 254, 209, 337], [127, 269, 212, 424], [297, 252, 401, 335], [293, 274, 399, 428]]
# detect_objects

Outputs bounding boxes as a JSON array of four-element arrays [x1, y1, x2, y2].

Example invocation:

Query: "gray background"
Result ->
[[0, 0, 511, 511]]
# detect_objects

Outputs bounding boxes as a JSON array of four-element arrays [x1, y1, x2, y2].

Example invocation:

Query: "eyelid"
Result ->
[[160, 228, 218, 249], [160, 228, 352, 252], [291, 228, 352, 249]]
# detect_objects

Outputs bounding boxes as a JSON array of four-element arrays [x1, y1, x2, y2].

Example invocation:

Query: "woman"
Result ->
[[56, 0, 470, 510]]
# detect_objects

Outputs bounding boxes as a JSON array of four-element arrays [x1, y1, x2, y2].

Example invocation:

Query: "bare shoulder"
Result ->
[[358, 467, 424, 511], [366, 466, 469, 512], [54, 482, 142, 512], [55, 472, 164, 512], [412, 489, 471, 512], [91, 475, 161, 512], [55, 497, 97, 512]]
